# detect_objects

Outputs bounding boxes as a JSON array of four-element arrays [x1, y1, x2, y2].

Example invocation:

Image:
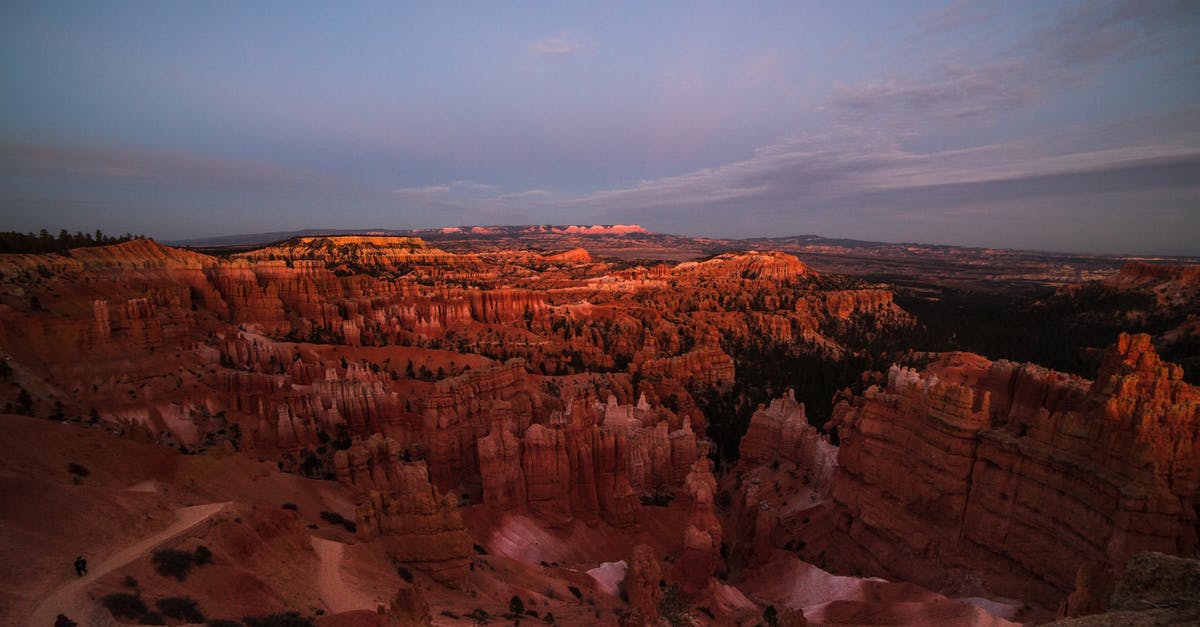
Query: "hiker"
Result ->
[[55, 614, 76, 627], [73, 556, 87, 577]]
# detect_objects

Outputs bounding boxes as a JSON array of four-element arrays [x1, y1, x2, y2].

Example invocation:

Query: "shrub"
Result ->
[[318, 511, 345, 525], [67, 463, 90, 477], [763, 604, 778, 626], [397, 565, 413, 583], [157, 597, 205, 623], [659, 584, 693, 627], [122, 575, 139, 588], [440, 611, 459, 619], [141, 611, 166, 625], [281, 503, 298, 511], [473, 543, 488, 555], [194, 545, 214, 565], [509, 595, 525, 615], [567, 585, 582, 600], [206, 620, 243, 627], [242, 613, 315, 627], [542, 612, 555, 624], [151, 548, 194, 580], [100, 593, 147, 620]]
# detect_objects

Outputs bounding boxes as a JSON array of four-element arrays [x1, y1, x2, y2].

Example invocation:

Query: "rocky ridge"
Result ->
[[779, 334, 1200, 609]]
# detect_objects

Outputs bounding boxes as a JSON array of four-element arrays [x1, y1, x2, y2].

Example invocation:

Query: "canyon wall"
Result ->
[[812, 334, 1198, 607]]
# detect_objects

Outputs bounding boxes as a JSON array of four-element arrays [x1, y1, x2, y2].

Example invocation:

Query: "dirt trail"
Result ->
[[28, 502, 229, 627], [310, 536, 376, 614]]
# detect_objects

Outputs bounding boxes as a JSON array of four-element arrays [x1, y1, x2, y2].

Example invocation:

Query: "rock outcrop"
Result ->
[[816, 334, 1199, 607], [1050, 552, 1200, 625], [476, 394, 703, 527], [334, 435, 472, 587], [738, 390, 837, 493], [624, 544, 664, 625]]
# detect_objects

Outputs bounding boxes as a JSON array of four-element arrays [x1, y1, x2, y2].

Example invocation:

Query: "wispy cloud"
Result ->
[[837, 0, 1200, 125], [527, 32, 585, 57], [572, 110, 1200, 225], [0, 140, 354, 191]]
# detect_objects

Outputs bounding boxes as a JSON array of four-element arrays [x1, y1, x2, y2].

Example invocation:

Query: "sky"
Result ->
[[1, 1, 1198, 254]]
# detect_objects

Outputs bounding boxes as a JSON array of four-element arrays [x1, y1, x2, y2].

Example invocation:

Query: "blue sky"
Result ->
[[1, 1, 1198, 254]]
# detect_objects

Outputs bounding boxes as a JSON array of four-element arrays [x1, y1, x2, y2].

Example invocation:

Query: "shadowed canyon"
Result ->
[[1, 228, 1197, 626]]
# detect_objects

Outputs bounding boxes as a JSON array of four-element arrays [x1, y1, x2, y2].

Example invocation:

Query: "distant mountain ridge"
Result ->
[[167, 224, 650, 248]]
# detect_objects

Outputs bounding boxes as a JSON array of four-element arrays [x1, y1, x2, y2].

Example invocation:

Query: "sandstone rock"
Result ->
[[817, 334, 1200, 608], [625, 544, 664, 624], [334, 436, 472, 587], [680, 458, 722, 589], [390, 582, 432, 626], [1048, 552, 1200, 626], [738, 389, 837, 493]]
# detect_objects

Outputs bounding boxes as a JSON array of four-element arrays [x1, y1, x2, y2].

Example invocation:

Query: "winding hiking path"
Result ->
[[310, 536, 375, 614], [28, 502, 230, 627]]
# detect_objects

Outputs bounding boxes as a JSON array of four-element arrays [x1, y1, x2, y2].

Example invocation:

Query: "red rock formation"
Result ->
[[624, 544, 664, 625], [545, 248, 593, 264], [638, 346, 735, 390], [389, 583, 432, 626], [334, 435, 472, 587], [738, 390, 838, 493], [675, 251, 811, 281], [816, 334, 1199, 608], [473, 393, 703, 527], [680, 458, 723, 590]]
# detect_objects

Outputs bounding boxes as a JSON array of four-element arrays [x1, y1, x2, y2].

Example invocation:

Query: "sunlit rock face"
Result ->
[[0, 235, 948, 624], [805, 333, 1198, 607]]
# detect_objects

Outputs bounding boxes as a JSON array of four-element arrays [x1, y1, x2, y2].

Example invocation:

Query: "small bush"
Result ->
[[319, 511, 356, 533], [473, 543, 488, 555], [157, 597, 205, 623], [281, 503, 298, 511], [67, 462, 91, 477], [659, 584, 694, 627], [194, 545, 214, 565], [542, 612, 555, 624], [141, 611, 166, 625], [206, 620, 243, 627], [101, 593, 147, 620], [122, 575, 139, 588], [439, 610, 459, 619], [509, 595, 525, 615], [638, 491, 673, 507], [397, 565, 413, 583], [567, 585, 582, 600], [242, 612, 315, 627], [465, 608, 490, 623], [763, 604, 778, 626], [152, 549, 195, 580]]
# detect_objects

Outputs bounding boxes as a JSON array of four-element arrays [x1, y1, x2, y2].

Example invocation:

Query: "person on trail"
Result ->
[[73, 556, 86, 577], [55, 614, 77, 627]]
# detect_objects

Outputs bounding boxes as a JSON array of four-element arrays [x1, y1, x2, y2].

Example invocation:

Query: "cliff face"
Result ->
[[814, 334, 1198, 607], [475, 394, 705, 528], [334, 434, 473, 586], [0, 237, 920, 618]]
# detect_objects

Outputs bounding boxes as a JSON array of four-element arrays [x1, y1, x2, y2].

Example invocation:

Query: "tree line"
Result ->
[[0, 229, 145, 254]]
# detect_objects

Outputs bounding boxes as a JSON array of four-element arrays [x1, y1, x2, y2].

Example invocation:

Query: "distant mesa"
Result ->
[[544, 248, 593, 264], [677, 251, 812, 281]]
